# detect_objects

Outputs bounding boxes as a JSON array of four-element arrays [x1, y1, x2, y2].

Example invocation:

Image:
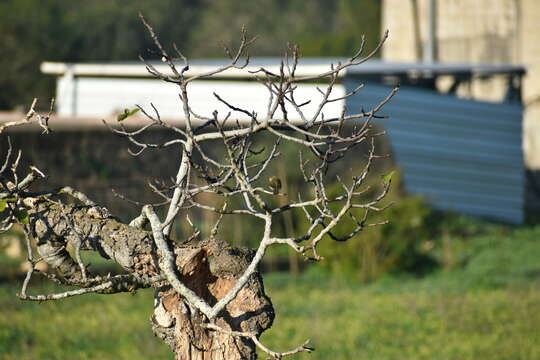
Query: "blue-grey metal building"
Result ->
[[344, 62, 525, 223]]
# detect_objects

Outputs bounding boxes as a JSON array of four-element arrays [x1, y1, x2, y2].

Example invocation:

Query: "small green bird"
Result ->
[[268, 176, 282, 195]]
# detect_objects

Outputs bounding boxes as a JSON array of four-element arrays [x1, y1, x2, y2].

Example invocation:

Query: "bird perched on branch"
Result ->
[[268, 176, 282, 195]]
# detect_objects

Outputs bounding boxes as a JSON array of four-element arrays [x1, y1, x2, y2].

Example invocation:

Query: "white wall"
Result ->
[[56, 76, 346, 124]]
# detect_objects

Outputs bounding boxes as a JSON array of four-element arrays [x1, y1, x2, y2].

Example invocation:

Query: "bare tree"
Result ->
[[1, 15, 397, 359]]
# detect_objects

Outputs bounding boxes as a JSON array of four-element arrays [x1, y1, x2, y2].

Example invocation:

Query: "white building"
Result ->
[[41, 59, 347, 123]]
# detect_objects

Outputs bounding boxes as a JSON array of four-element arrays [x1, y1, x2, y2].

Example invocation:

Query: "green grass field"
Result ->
[[1, 226, 540, 359]]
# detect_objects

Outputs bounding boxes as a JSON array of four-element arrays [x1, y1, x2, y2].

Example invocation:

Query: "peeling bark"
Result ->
[[153, 240, 274, 359], [24, 198, 273, 359], [26, 198, 157, 279]]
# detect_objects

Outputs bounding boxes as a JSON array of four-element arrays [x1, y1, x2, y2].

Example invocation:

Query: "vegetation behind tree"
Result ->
[[0, 0, 380, 110]]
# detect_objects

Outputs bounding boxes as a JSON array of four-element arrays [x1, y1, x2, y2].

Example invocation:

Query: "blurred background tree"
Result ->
[[0, 0, 380, 110]]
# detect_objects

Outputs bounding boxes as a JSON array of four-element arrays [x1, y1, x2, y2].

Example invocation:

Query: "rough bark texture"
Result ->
[[154, 240, 274, 359], [26, 198, 157, 278], [25, 198, 274, 359]]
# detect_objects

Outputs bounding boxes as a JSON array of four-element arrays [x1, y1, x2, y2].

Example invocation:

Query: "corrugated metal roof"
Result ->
[[344, 80, 524, 223], [41, 59, 525, 79]]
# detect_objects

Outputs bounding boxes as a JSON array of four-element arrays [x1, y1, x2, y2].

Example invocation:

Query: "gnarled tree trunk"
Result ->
[[153, 241, 274, 359], [25, 198, 274, 359]]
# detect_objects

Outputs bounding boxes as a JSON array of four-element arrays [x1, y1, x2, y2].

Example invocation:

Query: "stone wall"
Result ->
[[5, 128, 179, 221], [3, 124, 395, 244]]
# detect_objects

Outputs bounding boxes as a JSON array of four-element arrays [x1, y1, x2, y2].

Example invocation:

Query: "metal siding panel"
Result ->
[[388, 142, 523, 170], [353, 84, 523, 119], [404, 173, 521, 197], [378, 111, 522, 139], [345, 79, 524, 224], [386, 129, 522, 160], [401, 161, 522, 185], [405, 183, 522, 207]]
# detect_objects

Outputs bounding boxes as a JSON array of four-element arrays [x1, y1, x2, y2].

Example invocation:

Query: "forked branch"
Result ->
[[7, 16, 396, 359]]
